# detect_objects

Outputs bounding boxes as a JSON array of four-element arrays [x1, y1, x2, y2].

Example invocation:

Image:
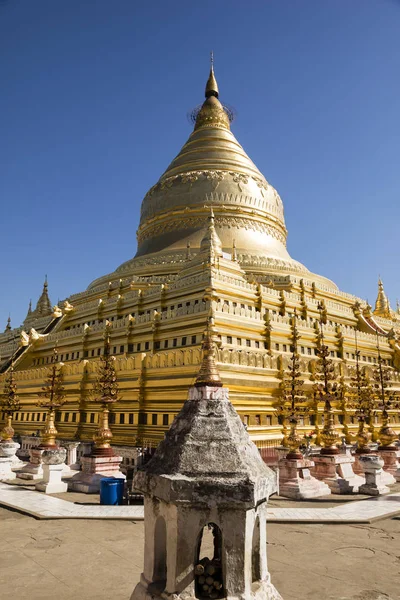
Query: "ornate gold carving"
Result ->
[[144, 170, 269, 201], [137, 214, 287, 246], [181, 172, 199, 184]]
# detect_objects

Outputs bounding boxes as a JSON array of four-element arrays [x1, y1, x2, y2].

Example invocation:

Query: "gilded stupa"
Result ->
[[1, 62, 399, 459], [89, 61, 335, 291]]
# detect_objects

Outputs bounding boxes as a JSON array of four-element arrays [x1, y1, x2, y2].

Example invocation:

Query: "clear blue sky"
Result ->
[[1, 0, 399, 328]]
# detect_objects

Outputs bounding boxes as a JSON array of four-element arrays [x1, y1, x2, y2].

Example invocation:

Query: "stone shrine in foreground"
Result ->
[[1, 62, 400, 456], [131, 325, 281, 600]]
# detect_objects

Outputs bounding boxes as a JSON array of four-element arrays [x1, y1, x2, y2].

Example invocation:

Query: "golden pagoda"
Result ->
[[1, 63, 400, 457]]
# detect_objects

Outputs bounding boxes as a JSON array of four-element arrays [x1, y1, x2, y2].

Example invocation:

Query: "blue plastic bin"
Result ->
[[100, 477, 124, 505]]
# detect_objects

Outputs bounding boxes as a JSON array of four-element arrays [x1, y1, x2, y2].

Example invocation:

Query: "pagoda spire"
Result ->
[[205, 51, 219, 98], [34, 276, 52, 317], [4, 316, 11, 333], [199, 208, 223, 258], [374, 277, 392, 318], [195, 55, 230, 131]]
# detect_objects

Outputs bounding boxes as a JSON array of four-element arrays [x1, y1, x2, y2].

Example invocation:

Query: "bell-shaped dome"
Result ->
[[135, 65, 289, 264], [88, 63, 336, 290]]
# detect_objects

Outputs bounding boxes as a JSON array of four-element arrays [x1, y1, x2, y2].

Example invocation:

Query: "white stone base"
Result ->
[[16, 464, 43, 480], [358, 454, 390, 496], [35, 464, 68, 494], [278, 458, 331, 499], [11, 455, 26, 469], [0, 441, 21, 481], [0, 457, 17, 481], [68, 454, 125, 493], [311, 454, 364, 494], [131, 573, 282, 600]]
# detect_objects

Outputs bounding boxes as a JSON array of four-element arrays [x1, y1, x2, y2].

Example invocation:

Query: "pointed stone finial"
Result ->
[[205, 51, 219, 98], [374, 277, 392, 318], [4, 316, 11, 332], [28, 300, 32, 315], [34, 276, 52, 316], [195, 316, 222, 387], [199, 208, 223, 258]]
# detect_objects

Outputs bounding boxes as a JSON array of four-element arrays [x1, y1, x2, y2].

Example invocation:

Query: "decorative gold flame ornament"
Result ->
[[1, 362, 20, 441], [373, 331, 400, 449], [349, 329, 374, 454], [92, 324, 120, 456], [36, 347, 66, 448], [314, 304, 339, 456], [276, 310, 307, 459]]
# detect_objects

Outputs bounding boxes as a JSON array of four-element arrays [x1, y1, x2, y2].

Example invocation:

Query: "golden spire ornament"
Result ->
[[4, 316, 11, 333], [37, 346, 66, 448], [205, 51, 219, 98], [194, 56, 230, 131], [349, 329, 373, 453], [1, 362, 20, 441], [373, 331, 399, 449], [313, 303, 340, 455], [92, 324, 120, 455], [276, 309, 307, 459]]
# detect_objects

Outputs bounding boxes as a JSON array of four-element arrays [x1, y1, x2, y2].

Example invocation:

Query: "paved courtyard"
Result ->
[[0, 503, 399, 600]]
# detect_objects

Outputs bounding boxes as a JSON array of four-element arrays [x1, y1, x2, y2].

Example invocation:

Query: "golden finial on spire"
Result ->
[[374, 276, 392, 318], [195, 315, 222, 387], [205, 51, 219, 98]]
